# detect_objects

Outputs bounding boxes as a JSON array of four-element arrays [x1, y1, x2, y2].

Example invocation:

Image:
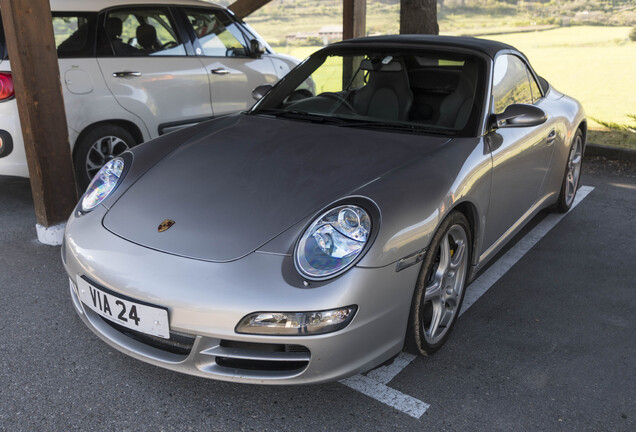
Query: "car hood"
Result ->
[[103, 115, 450, 262]]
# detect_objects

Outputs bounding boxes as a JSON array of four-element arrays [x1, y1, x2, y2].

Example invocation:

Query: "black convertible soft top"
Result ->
[[332, 34, 516, 58]]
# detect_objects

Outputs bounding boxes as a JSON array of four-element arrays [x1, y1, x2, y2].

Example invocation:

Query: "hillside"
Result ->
[[211, 0, 636, 43]]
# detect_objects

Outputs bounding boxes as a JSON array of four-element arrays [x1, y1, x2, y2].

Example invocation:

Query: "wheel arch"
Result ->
[[449, 200, 480, 272], [577, 120, 587, 148], [402, 199, 480, 277], [72, 120, 144, 159]]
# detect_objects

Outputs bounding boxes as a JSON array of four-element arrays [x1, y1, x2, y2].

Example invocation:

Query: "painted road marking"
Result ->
[[365, 352, 418, 384], [340, 371, 429, 419], [340, 185, 595, 419], [461, 185, 595, 315]]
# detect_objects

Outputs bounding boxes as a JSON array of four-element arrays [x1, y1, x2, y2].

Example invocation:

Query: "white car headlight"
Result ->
[[295, 204, 372, 280], [81, 158, 125, 212]]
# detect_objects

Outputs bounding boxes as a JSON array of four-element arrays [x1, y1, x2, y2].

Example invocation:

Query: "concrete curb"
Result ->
[[36, 222, 65, 245], [585, 143, 636, 162]]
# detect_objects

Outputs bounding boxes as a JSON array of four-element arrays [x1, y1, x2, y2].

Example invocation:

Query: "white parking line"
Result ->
[[461, 185, 595, 315], [340, 372, 429, 419], [365, 352, 417, 384], [340, 185, 595, 419]]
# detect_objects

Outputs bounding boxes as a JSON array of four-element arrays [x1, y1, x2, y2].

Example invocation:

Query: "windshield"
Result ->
[[252, 48, 486, 136]]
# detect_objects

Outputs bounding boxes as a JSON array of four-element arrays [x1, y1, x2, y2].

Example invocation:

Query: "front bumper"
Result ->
[[63, 206, 421, 384]]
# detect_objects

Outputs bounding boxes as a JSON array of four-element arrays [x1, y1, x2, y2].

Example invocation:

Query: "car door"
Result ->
[[96, 6, 213, 137], [482, 53, 556, 248], [180, 7, 278, 115], [52, 12, 102, 134]]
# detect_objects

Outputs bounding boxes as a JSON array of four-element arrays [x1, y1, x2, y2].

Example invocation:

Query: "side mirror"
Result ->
[[252, 84, 273, 101], [493, 104, 547, 129], [249, 39, 265, 58]]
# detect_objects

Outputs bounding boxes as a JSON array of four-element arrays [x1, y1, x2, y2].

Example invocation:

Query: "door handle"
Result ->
[[211, 68, 230, 75], [112, 71, 141, 78], [547, 130, 556, 144]]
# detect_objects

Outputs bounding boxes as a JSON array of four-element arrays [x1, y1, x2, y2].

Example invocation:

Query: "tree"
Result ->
[[400, 0, 439, 35]]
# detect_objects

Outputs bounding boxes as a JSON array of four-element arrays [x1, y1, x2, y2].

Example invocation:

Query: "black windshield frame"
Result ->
[[251, 45, 489, 137]]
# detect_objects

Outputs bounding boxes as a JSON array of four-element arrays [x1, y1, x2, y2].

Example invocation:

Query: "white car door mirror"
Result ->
[[252, 84, 273, 101], [249, 39, 265, 58]]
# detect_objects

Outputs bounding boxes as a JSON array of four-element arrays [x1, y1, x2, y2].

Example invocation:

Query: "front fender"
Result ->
[[356, 137, 492, 269]]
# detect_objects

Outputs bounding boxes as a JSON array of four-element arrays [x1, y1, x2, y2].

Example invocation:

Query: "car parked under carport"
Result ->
[[0, 0, 299, 188]]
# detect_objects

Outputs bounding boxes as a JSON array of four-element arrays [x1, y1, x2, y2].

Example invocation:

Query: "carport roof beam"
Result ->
[[228, 0, 274, 19]]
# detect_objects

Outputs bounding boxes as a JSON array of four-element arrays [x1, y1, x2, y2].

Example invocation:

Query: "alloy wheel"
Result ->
[[564, 134, 583, 207], [421, 224, 469, 345], [85, 135, 130, 179]]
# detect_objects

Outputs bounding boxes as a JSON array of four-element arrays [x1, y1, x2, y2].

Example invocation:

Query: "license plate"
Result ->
[[76, 278, 170, 339]]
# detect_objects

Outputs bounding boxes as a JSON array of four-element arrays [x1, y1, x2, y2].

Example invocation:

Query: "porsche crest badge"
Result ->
[[158, 219, 175, 232]]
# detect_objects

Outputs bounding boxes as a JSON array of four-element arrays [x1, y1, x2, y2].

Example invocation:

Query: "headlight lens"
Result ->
[[295, 205, 371, 280], [236, 306, 357, 335], [81, 158, 125, 212]]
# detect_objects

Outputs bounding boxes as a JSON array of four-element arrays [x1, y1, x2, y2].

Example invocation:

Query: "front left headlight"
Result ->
[[295, 204, 372, 280], [81, 158, 125, 212]]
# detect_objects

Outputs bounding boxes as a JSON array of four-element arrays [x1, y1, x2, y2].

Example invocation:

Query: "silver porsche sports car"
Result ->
[[63, 35, 586, 384]]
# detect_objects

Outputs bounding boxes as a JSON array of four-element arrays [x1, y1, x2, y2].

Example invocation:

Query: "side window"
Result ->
[[184, 8, 249, 57], [492, 54, 533, 114], [97, 8, 185, 57], [53, 14, 97, 58]]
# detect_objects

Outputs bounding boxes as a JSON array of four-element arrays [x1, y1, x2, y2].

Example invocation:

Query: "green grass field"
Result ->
[[487, 26, 636, 128], [271, 26, 635, 147], [244, 1, 556, 42]]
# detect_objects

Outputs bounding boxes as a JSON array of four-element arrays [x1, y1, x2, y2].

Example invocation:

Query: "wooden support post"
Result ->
[[228, 0, 274, 19], [343, 0, 366, 41], [0, 0, 77, 234], [342, 0, 366, 88]]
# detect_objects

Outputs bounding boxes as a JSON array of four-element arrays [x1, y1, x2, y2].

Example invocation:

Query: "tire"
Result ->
[[404, 211, 472, 356], [74, 125, 137, 191], [552, 129, 584, 213]]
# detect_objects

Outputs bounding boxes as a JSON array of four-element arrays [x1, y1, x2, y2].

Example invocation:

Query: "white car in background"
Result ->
[[0, 0, 298, 187]]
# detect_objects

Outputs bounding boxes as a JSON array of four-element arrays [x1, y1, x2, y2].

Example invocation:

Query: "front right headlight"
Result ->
[[236, 306, 357, 336], [294, 204, 372, 280], [81, 158, 125, 212]]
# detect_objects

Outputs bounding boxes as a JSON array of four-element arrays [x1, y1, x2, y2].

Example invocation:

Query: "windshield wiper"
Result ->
[[252, 109, 349, 124], [252, 110, 453, 135], [336, 121, 455, 135]]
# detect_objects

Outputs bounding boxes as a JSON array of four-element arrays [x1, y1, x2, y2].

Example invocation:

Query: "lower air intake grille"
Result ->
[[211, 340, 311, 372], [101, 317, 195, 356]]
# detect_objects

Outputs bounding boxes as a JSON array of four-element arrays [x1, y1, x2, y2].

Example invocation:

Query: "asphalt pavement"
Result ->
[[1, 156, 634, 431]]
